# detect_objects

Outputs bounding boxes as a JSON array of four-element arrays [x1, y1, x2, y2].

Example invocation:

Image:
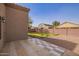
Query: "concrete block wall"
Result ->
[[48, 28, 79, 37]]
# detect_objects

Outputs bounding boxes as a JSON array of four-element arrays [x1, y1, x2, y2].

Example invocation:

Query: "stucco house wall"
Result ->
[[0, 4, 6, 51], [0, 3, 29, 51], [5, 4, 29, 41]]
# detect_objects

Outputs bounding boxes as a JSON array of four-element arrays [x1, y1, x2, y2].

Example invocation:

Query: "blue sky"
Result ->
[[18, 3, 79, 27]]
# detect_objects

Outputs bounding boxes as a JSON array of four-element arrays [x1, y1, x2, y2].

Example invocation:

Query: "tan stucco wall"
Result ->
[[5, 6, 28, 42], [0, 3, 29, 52], [0, 4, 6, 51]]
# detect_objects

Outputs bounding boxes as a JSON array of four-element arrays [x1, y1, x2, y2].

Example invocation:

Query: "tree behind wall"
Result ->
[[28, 17, 33, 31], [52, 21, 60, 33]]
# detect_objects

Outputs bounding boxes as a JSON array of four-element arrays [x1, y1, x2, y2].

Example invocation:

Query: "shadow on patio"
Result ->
[[39, 37, 77, 51]]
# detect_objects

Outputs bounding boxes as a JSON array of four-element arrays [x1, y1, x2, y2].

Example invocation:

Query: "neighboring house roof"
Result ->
[[4, 3, 30, 12], [39, 23, 52, 26], [57, 22, 79, 29], [38, 23, 52, 29], [43, 24, 52, 26]]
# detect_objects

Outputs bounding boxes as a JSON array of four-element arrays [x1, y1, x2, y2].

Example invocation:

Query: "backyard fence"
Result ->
[[48, 28, 79, 37]]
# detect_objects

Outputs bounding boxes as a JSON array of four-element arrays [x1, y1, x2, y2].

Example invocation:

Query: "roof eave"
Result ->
[[4, 3, 30, 12]]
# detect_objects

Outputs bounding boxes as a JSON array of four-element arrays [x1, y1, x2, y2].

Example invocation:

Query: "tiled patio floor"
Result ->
[[0, 37, 77, 56]]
